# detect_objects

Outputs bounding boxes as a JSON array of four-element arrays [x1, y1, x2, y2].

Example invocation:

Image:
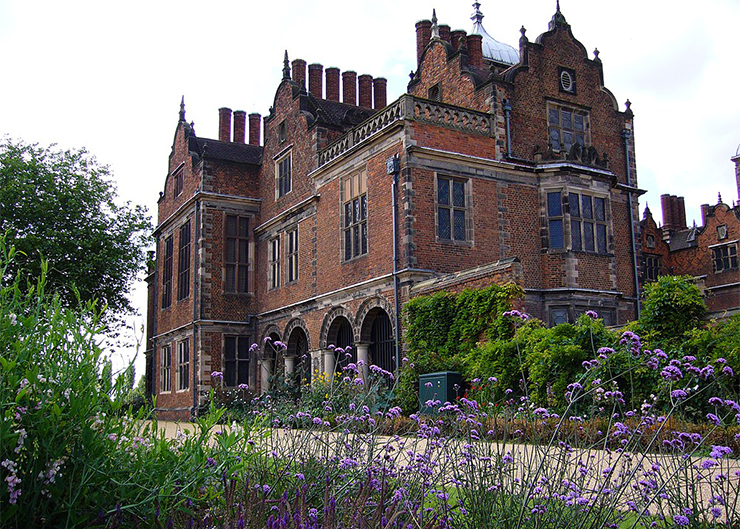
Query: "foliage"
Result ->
[[639, 275, 707, 346], [0, 138, 151, 325], [398, 284, 522, 413]]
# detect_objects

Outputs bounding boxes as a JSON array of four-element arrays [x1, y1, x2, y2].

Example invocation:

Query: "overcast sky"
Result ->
[[2, 0, 739, 376]]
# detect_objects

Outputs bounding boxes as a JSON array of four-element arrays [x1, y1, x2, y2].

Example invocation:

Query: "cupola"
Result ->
[[469, 1, 519, 66]]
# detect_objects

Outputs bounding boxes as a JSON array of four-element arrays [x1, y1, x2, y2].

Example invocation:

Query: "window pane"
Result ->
[[239, 240, 248, 263], [344, 202, 352, 226], [238, 360, 249, 385], [581, 196, 593, 219], [226, 215, 237, 237], [571, 220, 581, 251], [568, 194, 580, 218], [238, 265, 248, 292], [594, 197, 605, 221], [547, 192, 562, 217], [584, 222, 595, 251], [548, 108, 559, 125], [562, 131, 573, 151], [549, 129, 561, 150], [239, 218, 249, 238], [562, 111, 572, 130], [438, 178, 450, 206], [225, 337, 236, 361], [225, 265, 235, 292], [597, 224, 607, 253], [453, 210, 466, 241], [574, 113, 584, 132], [361, 222, 368, 255], [353, 226, 360, 257], [552, 308, 568, 325], [549, 219, 563, 248], [345, 229, 352, 261], [438, 208, 451, 239], [452, 181, 465, 208], [360, 195, 367, 220], [353, 198, 360, 223]]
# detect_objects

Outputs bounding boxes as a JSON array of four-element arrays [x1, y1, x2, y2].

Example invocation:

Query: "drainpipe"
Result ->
[[191, 199, 200, 418], [503, 99, 513, 157], [386, 155, 402, 378], [622, 129, 641, 319], [151, 235, 159, 401]]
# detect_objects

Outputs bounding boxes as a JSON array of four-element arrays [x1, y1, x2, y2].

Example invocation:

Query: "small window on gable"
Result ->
[[712, 244, 738, 273], [646, 234, 656, 249], [558, 67, 577, 95], [173, 168, 184, 198], [428, 83, 441, 101], [717, 225, 728, 240], [548, 102, 589, 153], [276, 153, 292, 198], [278, 121, 287, 143]]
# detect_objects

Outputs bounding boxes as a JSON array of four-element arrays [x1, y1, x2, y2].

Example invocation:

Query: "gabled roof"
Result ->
[[189, 137, 263, 165]]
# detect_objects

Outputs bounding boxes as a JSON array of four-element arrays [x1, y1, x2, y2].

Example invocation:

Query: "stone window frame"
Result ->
[[549, 306, 570, 326], [643, 254, 662, 283], [160, 344, 172, 393], [710, 241, 738, 273], [275, 151, 292, 199], [547, 101, 590, 154], [176, 339, 190, 392], [161, 235, 174, 309], [545, 188, 610, 254], [435, 174, 473, 245], [177, 220, 191, 301], [224, 214, 250, 294], [269, 236, 281, 290], [286, 226, 299, 284], [341, 169, 368, 262], [223, 335, 251, 388]]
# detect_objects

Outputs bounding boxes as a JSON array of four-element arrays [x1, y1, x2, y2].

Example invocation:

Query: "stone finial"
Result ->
[[471, 2, 483, 24], [179, 96, 186, 122], [431, 9, 440, 39], [593, 48, 601, 62], [625, 99, 633, 118], [548, 0, 569, 30], [718, 192, 723, 204], [282, 50, 291, 80]]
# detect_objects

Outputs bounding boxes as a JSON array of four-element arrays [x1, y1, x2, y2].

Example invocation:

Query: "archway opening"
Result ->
[[326, 316, 355, 370], [287, 327, 310, 386], [368, 309, 395, 375]]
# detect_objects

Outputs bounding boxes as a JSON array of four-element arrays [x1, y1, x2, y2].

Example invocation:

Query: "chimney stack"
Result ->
[[358, 74, 373, 108], [660, 194, 674, 230], [325, 67, 340, 101], [439, 24, 451, 43], [700, 204, 710, 227], [451, 30, 467, 51], [218, 107, 232, 142], [415, 20, 432, 65], [248, 113, 261, 146], [308, 63, 323, 98], [342, 71, 357, 105], [233, 111, 246, 143], [676, 196, 687, 229], [467, 34, 483, 68], [292, 58, 307, 87], [373, 77, 387, 109], [732, 150, 740, 202]]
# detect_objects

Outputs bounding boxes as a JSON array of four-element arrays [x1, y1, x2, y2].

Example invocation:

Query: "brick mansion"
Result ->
[[145, 3, 740, 419]]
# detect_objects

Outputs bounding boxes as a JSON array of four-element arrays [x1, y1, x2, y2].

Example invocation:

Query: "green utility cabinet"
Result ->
[[419, 371, 463, 414]]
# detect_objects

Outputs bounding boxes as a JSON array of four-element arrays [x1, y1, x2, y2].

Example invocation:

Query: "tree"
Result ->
[[0, 138, 151, 324], [640, 275, 706, 344]]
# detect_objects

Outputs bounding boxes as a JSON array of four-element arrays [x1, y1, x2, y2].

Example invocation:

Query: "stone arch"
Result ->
[[319, 306, 356, 348], [283, 318, 311, 352], [284, 318, 311, 385], [356, 296, 396, 343]]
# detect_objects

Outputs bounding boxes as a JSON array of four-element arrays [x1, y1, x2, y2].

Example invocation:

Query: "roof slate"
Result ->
[[189, 137, 263, 165]]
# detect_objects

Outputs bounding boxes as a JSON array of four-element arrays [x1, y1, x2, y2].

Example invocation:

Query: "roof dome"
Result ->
[[469, 2, 519, 65]]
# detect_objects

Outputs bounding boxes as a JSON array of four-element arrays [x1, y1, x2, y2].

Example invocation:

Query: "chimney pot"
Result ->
[[325, 67, 340, 101], [415, 20, 432, 65], [308, 63, 323, 98], [373, 77, 387, 109], [233, 111, 246, 143], [676, 196, 687, 229], [342, 70, 357, 105], [291, 58, 307, 87], [218, 107, 232, 142], [248, 113, 261, 146], [660, 194, 674, 230]]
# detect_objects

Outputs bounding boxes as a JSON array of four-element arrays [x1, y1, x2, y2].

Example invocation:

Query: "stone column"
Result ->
[[323, 349, 336, 384], [355, 342, 370, 382], [310, 349, 322, 383], [260, 358, 273, 393], [284, 355, 295, 378]]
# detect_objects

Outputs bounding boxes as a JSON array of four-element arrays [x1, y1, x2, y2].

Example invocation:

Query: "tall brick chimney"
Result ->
[[292, 58, 307, 87], [233, 111, 246, 143], [326, 67, 340, 101], [415, 20, 432, 65], [439, 24, 451, 43], [700, 204, 710, 227], [342, 71, 357, 105], [467, 34, 483, 68], [660, 194, 674, 230], [373, 77, 387, 109], [732, 149, 740, 201], [248, 113, 261, 146], [676, 196, 687, 229], [308, 63, 323, 98], [358, 74, 373, 108], [218, 107, 232, 142], [451, 30, 467, 51]]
